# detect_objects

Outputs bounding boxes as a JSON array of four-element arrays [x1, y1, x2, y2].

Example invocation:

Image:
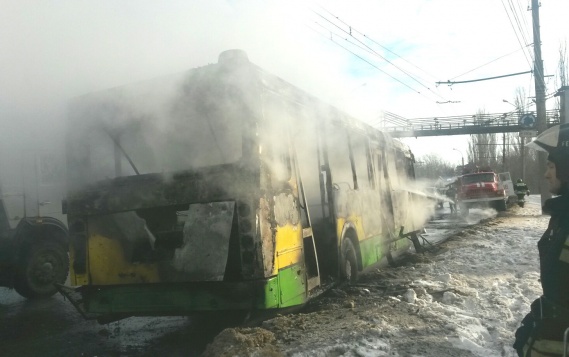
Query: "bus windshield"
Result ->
[[67, 72, 244, 187]]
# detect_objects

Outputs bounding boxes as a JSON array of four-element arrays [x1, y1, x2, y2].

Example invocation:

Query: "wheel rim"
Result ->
[[29, 251, 61, 286]]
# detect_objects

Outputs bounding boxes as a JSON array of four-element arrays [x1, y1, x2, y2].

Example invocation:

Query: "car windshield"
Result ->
[[461, 173, 495, 184]]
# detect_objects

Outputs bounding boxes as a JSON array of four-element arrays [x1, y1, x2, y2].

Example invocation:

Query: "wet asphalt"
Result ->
[[0, 287, 226, 357]]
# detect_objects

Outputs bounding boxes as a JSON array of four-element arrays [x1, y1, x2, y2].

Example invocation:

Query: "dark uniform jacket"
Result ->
[[514, 182, 529, 194], [514, 194, 569, 355]]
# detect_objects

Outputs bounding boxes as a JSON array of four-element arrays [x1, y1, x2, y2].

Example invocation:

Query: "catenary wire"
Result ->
[[309, 8, 449, 101]]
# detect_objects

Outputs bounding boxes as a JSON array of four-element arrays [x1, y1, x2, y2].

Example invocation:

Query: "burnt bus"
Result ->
[[60, 50, 433, 321]]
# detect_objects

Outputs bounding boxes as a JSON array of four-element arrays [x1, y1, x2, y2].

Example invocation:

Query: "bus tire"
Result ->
[[341, 238, 358, 284], [14, 241, 69, 299]]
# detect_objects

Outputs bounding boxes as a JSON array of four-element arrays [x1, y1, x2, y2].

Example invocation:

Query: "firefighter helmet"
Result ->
[[526, 123, 569, 181], [517, 178, 523, 183]]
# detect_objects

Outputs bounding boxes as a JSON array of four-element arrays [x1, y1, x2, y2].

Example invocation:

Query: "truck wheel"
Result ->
[[495, 200, 507, 212], [341, 239, 358, 284], [15, 241, 69, 299]]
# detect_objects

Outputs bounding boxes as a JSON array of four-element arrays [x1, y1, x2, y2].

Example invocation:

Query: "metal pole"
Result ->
[[532, 0, 551, 205], [502, 132, 506, 171], [521, 136, 526, 180]]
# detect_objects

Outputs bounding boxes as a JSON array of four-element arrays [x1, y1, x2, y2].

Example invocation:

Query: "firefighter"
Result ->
[[514, 178, 530, 196], [513, 123, 569, 356], [514, 178, 530, 207], [445, 182, 457, 214]]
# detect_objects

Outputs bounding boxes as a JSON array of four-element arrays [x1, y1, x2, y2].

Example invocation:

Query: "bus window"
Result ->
[[326, 129, 353, 189], [349, 134, 371, 190], [395, 152, 407, 180], [406, 157, 415, 179], [270, 138, 292, 184]]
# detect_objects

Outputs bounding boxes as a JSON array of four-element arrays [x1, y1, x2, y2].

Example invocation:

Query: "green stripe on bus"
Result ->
[[83, 264, 307, 315], [277, 263, 307, 307]]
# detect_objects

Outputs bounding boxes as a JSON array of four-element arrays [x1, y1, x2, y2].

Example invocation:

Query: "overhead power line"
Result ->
[[437, 70, 532, 86], [501, 0, 534, 70], [314, 4, 439, 82], [306, 24, 423, 95], [449, 45, 532, 81], [308, 6, 450, 102], [311, 10, 434, 93]]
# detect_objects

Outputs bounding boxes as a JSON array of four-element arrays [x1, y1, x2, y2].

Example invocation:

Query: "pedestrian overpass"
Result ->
[[380, 109, 561, 138]]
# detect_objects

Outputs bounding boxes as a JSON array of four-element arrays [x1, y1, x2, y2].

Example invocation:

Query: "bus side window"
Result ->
[[349, 134, 371, 190], [406, 157, 415, 179], [395, 152, 407, 180], [382, 152, 389, 180], [271, 144, 292, 184], [326, 129, 354, 189]]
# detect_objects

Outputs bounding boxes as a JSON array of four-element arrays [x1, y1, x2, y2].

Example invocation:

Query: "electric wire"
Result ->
[[305, 24, 424, 96], [314, 3, 440, 83], [515, 0, 533, 45], [527, 0, 548, 88], [438, 70, 532, 86], [310, 10, 435, 93], [309, 7, 450, 102], [307, 2, 551, 118], [501, 0, 534, 69], [312, 21, 381, 62], [449, 46, 532, 81], [508, 0, 533, 62], [503, 0, 548, 89]]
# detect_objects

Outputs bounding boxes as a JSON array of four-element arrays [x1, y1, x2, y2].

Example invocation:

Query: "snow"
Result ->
[[205, 196, 548, 357], [387, 198, 545, 356]]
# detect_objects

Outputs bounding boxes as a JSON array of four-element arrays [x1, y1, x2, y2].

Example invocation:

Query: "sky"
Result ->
[[1, 0, 568, 167]]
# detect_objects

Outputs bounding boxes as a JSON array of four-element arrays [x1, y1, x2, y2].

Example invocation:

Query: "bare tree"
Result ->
[[414, 153, 456, 180], [553, 41, 568, 112], [467, 110, 498, 169], [558, 41, 568, 87]]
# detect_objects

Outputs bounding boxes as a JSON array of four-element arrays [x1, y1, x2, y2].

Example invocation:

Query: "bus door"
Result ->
[[267, 99, 320, 303], [292, 143, 320, 292], [373, 148, 395, 259]]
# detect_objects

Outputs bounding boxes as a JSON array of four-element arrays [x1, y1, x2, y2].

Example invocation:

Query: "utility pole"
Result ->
[[521, 136, 526, 180], [532, 0, 551, 206]]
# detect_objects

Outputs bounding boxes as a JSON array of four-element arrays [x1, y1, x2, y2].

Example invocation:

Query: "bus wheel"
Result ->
[[341, 239, 358, 284], [15, 241, 69, 299]]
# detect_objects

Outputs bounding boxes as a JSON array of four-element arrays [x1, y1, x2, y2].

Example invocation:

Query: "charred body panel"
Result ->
[[67, 166, 261, 282]]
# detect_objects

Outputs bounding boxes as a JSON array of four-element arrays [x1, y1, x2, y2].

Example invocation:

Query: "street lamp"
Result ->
[[502, 99, 517, 109], [452, 148, 464, 169]]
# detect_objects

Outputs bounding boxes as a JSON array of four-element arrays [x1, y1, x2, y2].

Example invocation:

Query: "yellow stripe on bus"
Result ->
[[274, 224, 303, 274], [88, 234, 160, 285]]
